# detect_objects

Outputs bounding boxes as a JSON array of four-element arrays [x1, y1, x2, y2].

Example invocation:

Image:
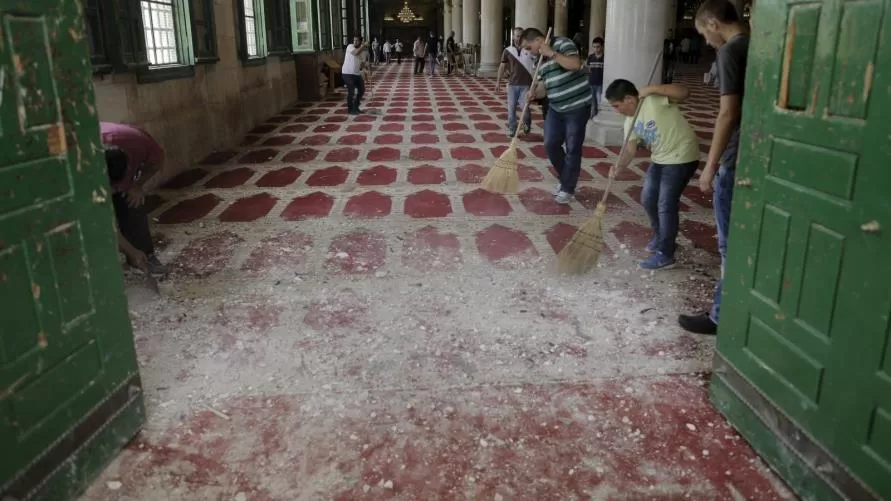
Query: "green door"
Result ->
[[710, 1, 891, 500], [0, 1, 145, 500]]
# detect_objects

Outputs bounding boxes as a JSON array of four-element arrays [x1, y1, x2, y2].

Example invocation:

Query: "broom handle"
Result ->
[[601, 51, 663, 204], [509, 28, 553, 148]]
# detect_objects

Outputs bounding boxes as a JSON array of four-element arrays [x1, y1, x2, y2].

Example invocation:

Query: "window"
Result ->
[[316, 0, 330, 50], [340, 0, 348, 48], [244, 0, 259, 56], [189, 0, 218, 61], [290, 0, 315, 51], [141, 0, 180, 65], [265, 0, 292, 54], [84, 0, 110, 70], [329, 0, 341, 49]]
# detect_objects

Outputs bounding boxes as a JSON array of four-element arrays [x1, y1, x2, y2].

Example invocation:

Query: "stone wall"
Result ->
[[91, 0, 298, 188]]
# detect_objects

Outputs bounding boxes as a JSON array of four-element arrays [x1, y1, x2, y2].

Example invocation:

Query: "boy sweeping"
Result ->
[[604, 80, 700, 270]]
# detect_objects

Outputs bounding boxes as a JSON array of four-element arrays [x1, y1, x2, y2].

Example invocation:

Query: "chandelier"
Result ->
[[397, 1, 417, 23]]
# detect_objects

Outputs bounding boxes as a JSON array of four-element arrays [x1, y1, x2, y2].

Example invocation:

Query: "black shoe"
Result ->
[[348, 108, 359, 115], [678, 313, 717, 335], [147, 254, 168, 276]]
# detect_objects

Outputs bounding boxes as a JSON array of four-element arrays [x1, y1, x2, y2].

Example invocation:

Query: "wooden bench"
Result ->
[[322, 57, 342, 90]]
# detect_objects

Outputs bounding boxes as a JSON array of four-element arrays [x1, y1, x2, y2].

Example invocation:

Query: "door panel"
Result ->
[[716, 0, 891, 498], [0, 0, 145, 499]]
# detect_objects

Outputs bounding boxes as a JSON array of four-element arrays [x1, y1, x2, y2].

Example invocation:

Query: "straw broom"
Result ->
[[482, 28, 552, 194], [556, 54, 662, 274]]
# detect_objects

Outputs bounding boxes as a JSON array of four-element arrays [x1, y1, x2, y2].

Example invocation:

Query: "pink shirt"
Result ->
[[100, 122, 164, 192]]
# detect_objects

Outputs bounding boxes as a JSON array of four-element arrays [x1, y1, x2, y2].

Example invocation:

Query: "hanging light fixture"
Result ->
[[397, 1, 417, 23]]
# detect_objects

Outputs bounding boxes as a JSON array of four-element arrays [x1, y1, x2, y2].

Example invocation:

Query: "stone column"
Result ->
[[444, 0, 452, 38], [452, 0, 463, 43], [463, 0, 480, 45], [588, 0, 606, 43], [515, 0, 547, 32], [554, 0, 568, 36], [478, 0, 503, 76], [588, 0, 669, 145]]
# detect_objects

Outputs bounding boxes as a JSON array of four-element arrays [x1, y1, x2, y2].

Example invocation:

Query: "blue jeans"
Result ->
[[641, 160, 698, 259], [343, 74, 365, 112], [589, 84, 602, 119], [507, 85, 531, 132], [709, 165, 735, 323], [544, 105, 591, 194], [428, 54, 436, 75]]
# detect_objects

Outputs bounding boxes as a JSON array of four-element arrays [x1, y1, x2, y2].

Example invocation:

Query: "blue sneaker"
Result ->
[[639, 252, 676, 270], [645, 236, 658, 253]]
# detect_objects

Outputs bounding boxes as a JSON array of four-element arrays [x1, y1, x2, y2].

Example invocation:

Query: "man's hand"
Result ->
[[539, 43, 555, 58], [609, 163, 622, 179], [126, 186, 145, 208], [494, 81, 502, 94], [699, 163, 717, 193]]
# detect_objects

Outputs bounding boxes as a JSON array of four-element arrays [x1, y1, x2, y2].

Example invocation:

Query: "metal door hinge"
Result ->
[[860, 220, 880, 233]]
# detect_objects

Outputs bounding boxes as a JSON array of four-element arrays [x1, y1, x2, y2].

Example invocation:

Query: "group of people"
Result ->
[[496, 0, 747, 335], [413, 31, 461, 76], [370, 37, 403, 65]]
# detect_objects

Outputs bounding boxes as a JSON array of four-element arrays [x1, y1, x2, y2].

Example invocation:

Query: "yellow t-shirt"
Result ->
[[623, 95, 700, 165]]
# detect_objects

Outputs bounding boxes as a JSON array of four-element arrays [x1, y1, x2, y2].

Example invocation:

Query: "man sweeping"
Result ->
[[342, 36, 366, 115], [522, 27, 591, 205], [604, 80, 700, 270], [678, 0, 750, 335]]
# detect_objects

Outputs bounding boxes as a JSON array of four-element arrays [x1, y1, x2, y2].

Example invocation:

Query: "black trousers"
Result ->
[[113, 192, 154, 256], [396, 52, 402, 64], [343, 74, 365, 111], [414, 57, 425, 74]]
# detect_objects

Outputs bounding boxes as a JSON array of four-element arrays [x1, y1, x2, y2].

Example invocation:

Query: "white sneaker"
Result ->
[[555, 191, 573, 205], [553, 184, 562, 196]]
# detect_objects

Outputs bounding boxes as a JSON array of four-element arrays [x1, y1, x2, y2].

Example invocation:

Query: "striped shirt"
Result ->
[[537, 37, 592, 112]]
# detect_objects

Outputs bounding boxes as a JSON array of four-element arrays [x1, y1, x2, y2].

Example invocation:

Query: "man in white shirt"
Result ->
[[395, 39, 404, 64], [383, 40, 392, 64], [342, 36, 366, 115]]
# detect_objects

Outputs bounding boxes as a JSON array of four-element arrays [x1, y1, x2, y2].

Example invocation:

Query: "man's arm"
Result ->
[[351, 42, 364, 56], [706, 95, 741, 168], [701, 44, 746, 191], [612, 138, 640, 174], [541, 41, 582, 71], [639, 84, 690, 103]]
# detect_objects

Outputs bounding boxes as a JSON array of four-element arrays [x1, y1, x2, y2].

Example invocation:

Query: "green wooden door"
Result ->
[[710, 1, 891, 500], [0, 1, 145, 500]]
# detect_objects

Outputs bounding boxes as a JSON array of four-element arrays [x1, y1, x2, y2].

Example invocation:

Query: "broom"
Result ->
[[482, 28, 552, 194], [555, 53, 662, 274]]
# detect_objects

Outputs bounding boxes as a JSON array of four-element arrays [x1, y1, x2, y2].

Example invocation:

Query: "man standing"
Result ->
[[383, 39, 392, 64], [586, 37, 605, 120], [371, 37, 380, 65], [100, 122, 169, 275], [426, 31, 438, 76], [678, 0, 750, 335], [342, 36, 366, 115], [446, 31, 457, 75], [413, 36, 425, 74], [496, 27, 535, 137], [395, 38, 404, 64], [662, 35, 677, 83], [522, 28, 592, 205]]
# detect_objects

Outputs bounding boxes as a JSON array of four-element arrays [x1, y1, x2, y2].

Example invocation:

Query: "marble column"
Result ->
[[444, 0, 452, 38], [554, 0, 568, 36], [478, 0, 503, 76], [515, 0, 547, 32], [588, 0, 606, 43], [452, 0, 463, 43], [588, 0, 669, 145], [463, 0, 480, 46]]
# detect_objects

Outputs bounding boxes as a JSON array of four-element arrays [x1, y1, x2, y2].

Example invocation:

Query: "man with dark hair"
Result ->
[[604, 79, 700, 270], [496, 27, 536, 137], [100, 123, 168, 275], [342, 36, 366, 115], [522, 27, 592, 205], [426, 31, 438, 76], [446, 31, 457, 75], [586, 37, 605, 119], [679, 0, 749, 335]]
